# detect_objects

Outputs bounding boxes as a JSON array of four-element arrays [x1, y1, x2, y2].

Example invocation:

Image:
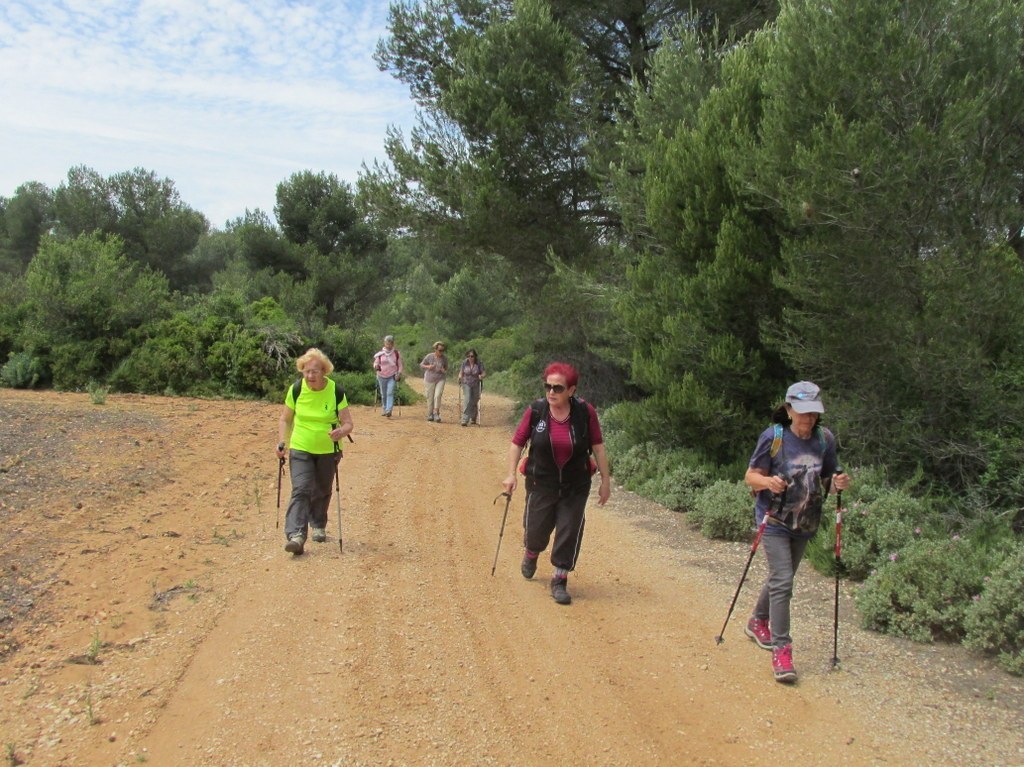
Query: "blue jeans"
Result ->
[[377, 375, 396, 414]]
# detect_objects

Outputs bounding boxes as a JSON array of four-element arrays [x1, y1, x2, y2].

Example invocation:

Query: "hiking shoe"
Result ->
[[434, 414, 441, 422], [772, 644, 798, 683], [284, 535, 305, 555], [550, 577, 571, 605], [461, 421, 468, 427], [427, 414, 434, 421], [311, 527, 327, 543], [384, 411, 392, 418], [745, 618, 772, 650], [521, 553, 537, 579]]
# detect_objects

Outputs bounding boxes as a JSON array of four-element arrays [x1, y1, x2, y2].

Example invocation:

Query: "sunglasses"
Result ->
[[543, 383, 567, 394]]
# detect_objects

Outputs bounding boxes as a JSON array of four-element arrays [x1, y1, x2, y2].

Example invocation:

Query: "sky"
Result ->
[[0, 0, 419, 228]]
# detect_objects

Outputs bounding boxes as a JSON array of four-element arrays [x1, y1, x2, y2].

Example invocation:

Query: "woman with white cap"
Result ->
[[743, 381, 850, 683]]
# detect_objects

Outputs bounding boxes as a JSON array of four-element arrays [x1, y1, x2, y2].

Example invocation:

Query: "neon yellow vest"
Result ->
[[285, 378, 347, 454]]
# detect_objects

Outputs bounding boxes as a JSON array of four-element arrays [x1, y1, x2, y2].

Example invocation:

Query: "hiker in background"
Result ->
[[373, 334, 403, 417], [743, 380, 850, 683], [276, 348, 354, 555], [458, 349, 486, 427], [502, 362, 611, 605], [420, 341, 449, 422]]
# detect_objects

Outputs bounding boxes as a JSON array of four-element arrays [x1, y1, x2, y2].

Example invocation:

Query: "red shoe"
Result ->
[[744, 618, 772, 650], [772, 644, 798, 683]]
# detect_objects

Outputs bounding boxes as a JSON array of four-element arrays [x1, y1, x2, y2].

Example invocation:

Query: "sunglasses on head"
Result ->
[[543, 383, 566, 393]]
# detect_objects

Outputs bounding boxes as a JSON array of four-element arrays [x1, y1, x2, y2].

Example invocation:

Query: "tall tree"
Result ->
[[275, 171, 389, 325], [614, 0, 1024, 501], [749, 0, 1024, 493], [20, 233, 171, 388], [52, 166, 208, 290], [0, 182, 54, 273]]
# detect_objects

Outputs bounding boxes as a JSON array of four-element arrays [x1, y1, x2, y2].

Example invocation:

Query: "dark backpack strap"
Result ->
[[291, 378, 302, 404]]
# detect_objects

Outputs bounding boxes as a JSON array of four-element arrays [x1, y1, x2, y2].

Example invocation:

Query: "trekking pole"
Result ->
[[715, 490, 784, 644], [330, 424, 355, 554], [477, 380, 483, 425], [275, 455, 285, 529], [491, 492, 512, 576], [373, 380, 380, 412], [831, 477, 844, 668], [333, 454, 343, 554], [458, 384, 462, 423]]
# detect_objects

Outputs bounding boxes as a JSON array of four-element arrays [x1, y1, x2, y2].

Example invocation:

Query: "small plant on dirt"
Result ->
[[20, 677, 39, 700], [87, 381, 108, 405], [70, 628, 105, 665], [251, 479, 263, 517], [84, 682, 100, 725], [211, 527, 242, 546], [87, 628, 103, 664], [135, 751, 149, 762], [6, 742, 24, 767]]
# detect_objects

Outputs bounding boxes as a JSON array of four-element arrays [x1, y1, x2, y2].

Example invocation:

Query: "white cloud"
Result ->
[[0, 0, 416, 227]]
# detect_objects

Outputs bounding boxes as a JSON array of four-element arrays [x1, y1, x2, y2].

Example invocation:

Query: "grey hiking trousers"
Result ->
[[752, 533, 809, 647], [285, 450, 340, 540]]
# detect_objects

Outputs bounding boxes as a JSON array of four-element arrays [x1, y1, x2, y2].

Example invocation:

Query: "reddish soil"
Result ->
[[0, 389, 1021, 767]]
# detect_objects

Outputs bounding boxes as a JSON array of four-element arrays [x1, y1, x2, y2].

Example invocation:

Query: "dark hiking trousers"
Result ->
[[285, 450, 340, 539], [522, 488, 588, 571]]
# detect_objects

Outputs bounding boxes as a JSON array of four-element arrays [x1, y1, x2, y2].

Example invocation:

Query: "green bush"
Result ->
[[331, 371, 379, 406], [1, 351, 45, 389], [87, 380, 108, 404], [691, 480, 754, 541], [964, 545, 1024, 676], [855, 536, 992, 643], [808, 482, 933, 580], [635, 460, 711, 513]]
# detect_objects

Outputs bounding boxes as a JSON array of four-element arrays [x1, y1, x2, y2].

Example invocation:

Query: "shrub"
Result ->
[[964, 545, 1024, 676], [1, 351, 45, 389], [807, 482, 933, 580], [331, 371, 378, 407], [87, 381, 108, 405], [691, 480, 754, 541], [855, 536, 992, 643]]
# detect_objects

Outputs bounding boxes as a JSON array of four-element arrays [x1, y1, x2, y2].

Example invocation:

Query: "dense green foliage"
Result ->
[[2, 0, 1023, 669]]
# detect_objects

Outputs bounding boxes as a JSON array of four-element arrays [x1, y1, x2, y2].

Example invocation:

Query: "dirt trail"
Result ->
[[0, 389, 1022, 767]]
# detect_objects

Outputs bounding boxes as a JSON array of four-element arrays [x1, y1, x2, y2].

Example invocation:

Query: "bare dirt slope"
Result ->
[[0, 389, 1022, 767]]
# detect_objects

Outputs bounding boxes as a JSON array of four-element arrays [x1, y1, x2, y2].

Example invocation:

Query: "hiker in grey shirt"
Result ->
[[458, 349, 485, 426], [420, 341, 449, 422]]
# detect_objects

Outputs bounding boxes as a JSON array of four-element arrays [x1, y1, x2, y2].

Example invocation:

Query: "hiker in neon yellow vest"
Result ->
[[275, 348, 354, 555]]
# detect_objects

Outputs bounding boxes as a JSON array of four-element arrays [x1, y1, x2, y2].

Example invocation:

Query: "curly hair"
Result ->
[[295, 348, 334, 375]]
